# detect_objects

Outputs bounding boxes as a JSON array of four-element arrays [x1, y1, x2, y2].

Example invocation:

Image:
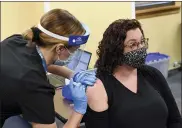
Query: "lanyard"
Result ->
[[36, 45, 47, 72]]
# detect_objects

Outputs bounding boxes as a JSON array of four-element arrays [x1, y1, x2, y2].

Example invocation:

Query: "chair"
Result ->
[[2, 116, 31, 128]]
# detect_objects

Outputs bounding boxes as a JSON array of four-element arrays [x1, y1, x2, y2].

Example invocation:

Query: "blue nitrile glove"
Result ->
[[72, 68, 97, 86], [68, 78, 87, 115], [62, 85, 73, 101], [62, 68, 97, 102]]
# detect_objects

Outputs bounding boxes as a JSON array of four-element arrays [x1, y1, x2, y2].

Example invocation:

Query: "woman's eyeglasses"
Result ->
[[124, 38, 149, 50]]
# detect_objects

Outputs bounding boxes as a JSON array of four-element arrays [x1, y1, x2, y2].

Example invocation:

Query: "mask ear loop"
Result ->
[[64, 46, 74, 55]]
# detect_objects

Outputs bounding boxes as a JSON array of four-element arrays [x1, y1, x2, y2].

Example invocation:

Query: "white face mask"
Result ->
[[53, 54, 73, 66], [53, 48, 74, 66]]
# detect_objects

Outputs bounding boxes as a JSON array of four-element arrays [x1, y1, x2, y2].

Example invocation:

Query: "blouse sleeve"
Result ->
[[83, 106, 110, 128], [146, 65, 182, 128]]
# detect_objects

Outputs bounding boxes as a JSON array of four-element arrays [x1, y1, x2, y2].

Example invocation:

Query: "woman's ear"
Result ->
[[55, 44, 65, 54]]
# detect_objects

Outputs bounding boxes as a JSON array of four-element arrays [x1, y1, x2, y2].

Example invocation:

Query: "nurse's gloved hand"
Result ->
[[62, 85, 73, 101], [72, 68, 97, 86], [68, 78, 87, 115]]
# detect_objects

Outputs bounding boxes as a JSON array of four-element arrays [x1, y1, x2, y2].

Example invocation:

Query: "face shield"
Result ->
[[65, 48, 85, 71], [37, 22, 90, 71]]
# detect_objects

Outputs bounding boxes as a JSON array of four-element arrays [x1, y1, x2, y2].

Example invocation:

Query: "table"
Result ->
[[54, 89, 73, 123], [47, 73, 71, 122], [48, 73, 85, 126]]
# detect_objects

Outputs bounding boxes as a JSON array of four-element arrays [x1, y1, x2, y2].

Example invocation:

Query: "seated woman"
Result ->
[[83, 19, 182, 128]]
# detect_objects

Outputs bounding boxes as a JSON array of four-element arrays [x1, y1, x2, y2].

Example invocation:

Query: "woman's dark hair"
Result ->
[[96, 19, 144, 76]]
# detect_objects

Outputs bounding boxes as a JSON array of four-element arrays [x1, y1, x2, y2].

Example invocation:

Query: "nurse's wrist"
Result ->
[[69, 72, 75, 79], [73, 100, 87, 115], [64, 110, 83, 128]]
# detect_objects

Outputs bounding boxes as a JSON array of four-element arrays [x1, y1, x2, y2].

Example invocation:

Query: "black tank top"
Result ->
[[85, 68, 169, 128]]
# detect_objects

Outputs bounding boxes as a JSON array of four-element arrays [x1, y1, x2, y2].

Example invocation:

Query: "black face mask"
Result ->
[[121, 47, 147, 68]]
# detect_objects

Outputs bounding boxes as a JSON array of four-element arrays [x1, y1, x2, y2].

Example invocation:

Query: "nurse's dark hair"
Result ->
[[96, 19, 144, 76], [22, 9, 85, 48]]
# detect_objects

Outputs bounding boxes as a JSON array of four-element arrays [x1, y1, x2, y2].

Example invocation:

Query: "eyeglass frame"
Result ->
[[124, 38, 149, 50]]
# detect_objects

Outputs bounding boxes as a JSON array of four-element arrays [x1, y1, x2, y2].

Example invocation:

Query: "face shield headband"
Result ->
[[37, 22, 90, 46]]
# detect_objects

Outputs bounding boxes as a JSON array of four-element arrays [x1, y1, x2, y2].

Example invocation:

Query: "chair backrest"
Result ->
[[2, 116, 31, 128]]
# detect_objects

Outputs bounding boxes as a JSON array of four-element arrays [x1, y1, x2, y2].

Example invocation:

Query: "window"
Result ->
[[135, 1, 181, 19]]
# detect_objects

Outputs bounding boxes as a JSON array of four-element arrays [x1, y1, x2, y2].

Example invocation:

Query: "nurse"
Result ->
[[0, 8, 96, 128]]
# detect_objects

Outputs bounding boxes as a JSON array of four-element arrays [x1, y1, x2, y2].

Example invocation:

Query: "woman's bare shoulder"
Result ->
[[86, 79, 108, 112]]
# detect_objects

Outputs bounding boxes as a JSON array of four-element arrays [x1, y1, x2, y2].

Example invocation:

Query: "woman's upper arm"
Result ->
[[84, 79, 110, 128], [86, 79, 108, 112]]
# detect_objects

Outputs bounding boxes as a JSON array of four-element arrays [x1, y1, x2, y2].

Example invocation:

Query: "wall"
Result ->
[[1, 2, 44, 40], [2, 2, 179, 70], [49, 2, 132, 68], [139, 2, 181, 69]]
